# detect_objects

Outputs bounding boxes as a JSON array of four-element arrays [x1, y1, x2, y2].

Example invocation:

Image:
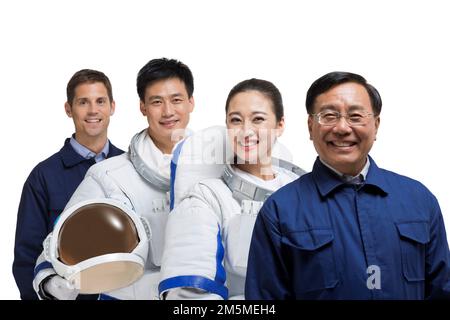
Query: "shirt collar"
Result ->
[[312, 155, 389, 197], [319, 157, 370, 181], [69, 135, 109, 161]]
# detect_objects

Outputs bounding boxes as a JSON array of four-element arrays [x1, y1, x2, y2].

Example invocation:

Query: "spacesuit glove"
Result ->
[[43, 275, 79, 300]]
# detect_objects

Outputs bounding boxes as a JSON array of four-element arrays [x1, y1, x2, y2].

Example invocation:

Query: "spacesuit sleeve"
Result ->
[[159, 183, 227, 300], [32, 252, 57, 299], [65, 171, 115, 209], [245, 201, 292, 299]]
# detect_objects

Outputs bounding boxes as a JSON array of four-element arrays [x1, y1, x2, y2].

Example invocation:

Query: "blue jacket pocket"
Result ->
[[282, 228, 334, 251], [281, 229, 339, 294], [395, 221, 430, 282]]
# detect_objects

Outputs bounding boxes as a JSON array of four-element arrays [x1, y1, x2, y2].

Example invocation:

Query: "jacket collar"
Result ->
[[312, 155, 390, 197], [60, 137, 123, 168], [108, 141, 123, 157]]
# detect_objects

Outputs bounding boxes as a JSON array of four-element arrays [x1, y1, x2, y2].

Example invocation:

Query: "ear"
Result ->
[[308, 115, 313, 140], [64, 102, 72, 118], [139, 100, 146, 116], [188, 96, 195, 113], [110, 101, 116, 116], [374, 116, 380, 140], [276, 116, 285, 137]]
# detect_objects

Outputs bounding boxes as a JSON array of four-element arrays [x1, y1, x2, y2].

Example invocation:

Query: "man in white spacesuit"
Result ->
[[159, 78, 306, 299], [33, 58, 195, 300]]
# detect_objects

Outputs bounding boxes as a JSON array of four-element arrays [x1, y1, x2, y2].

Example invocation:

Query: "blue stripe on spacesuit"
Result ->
[[169, 140, 185, 211], [33, 261, 53, 278], [215, 225, 226, 284], [98, 294, 119, 300], [158, 275, 228, 300], [158, 225, 229, 299], [53, 215, 61, 226]]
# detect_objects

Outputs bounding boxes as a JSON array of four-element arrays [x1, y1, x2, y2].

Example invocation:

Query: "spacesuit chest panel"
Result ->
[[143, 195, 170, 268], [225, 199, 263, 277], [105, 163, 170, 268], [200, 179, 264, 278]]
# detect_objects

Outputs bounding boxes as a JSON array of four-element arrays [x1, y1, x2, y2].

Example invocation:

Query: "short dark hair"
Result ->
[[305, 71, 382, 115], [66, 69, 113, 106], [136, 58, 194, 102], [225, 78, 284, 122]]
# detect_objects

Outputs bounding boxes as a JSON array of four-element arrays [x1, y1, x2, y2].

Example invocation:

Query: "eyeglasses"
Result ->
[[311, 110, 376, 126]]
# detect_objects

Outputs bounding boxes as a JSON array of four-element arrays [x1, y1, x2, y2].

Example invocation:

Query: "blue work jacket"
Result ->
[[246, 156, 450, 299]]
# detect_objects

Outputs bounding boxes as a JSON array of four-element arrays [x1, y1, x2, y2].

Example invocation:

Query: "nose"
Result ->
[[87, 102, 99, 114], [241, 120, 256, 138], [332, 116, 352, 134], [162, 101, 175, 117]]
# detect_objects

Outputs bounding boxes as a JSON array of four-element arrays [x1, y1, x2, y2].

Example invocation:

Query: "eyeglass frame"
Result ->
[[310, 110, 378, 127]]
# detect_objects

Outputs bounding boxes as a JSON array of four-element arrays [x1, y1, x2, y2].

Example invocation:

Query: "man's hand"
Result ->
[[43, 275, 79, 300]]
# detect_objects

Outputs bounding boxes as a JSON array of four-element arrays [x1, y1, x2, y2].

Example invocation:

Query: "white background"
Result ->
[[1, 0, 449, 299]]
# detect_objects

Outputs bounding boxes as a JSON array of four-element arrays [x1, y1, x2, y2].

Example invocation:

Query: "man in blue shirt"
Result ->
[[12, 69, 124, 299], [245, 72, 450, 299]]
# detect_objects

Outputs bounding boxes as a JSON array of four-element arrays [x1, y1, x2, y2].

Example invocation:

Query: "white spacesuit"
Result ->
[[33, 129, 177, 300], [158, 127, 306, 300]]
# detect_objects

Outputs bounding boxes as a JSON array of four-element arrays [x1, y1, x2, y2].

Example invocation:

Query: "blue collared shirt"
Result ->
[[246, 156, 450, 299], [70, 136, 109, 163]]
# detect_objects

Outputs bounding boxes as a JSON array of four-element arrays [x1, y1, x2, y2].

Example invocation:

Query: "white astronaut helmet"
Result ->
[[43, 198, 151, 294]]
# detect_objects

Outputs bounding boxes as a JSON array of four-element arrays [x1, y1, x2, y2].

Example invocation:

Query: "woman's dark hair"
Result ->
[[305, 71, 382, 115], [225, 78, 284, 122]]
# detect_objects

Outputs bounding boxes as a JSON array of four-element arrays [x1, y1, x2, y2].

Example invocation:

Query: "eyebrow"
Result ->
[[227, 111, 268, 117], [148, 93, 185, 101], [75, 96, 107, 102], [319, 104, 367, 111]]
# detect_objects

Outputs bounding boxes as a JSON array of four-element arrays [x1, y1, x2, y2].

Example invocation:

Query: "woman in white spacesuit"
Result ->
[[159, 78, 306, 299]]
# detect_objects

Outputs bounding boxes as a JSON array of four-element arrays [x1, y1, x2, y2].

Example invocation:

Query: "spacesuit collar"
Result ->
[[129, 129, 171, 191], [221, 158, 305, 203]]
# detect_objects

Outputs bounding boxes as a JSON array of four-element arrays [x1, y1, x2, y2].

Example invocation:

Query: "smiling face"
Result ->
[[65, 82, 115, 148], [140, 78, 194, 154], [226, 90, 284, 166], [308, 82, 380, 176]]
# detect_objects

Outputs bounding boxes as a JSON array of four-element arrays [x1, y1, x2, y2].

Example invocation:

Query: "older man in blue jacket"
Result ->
[[12, 69, 124, 300], [245, 72, 450, 299]]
